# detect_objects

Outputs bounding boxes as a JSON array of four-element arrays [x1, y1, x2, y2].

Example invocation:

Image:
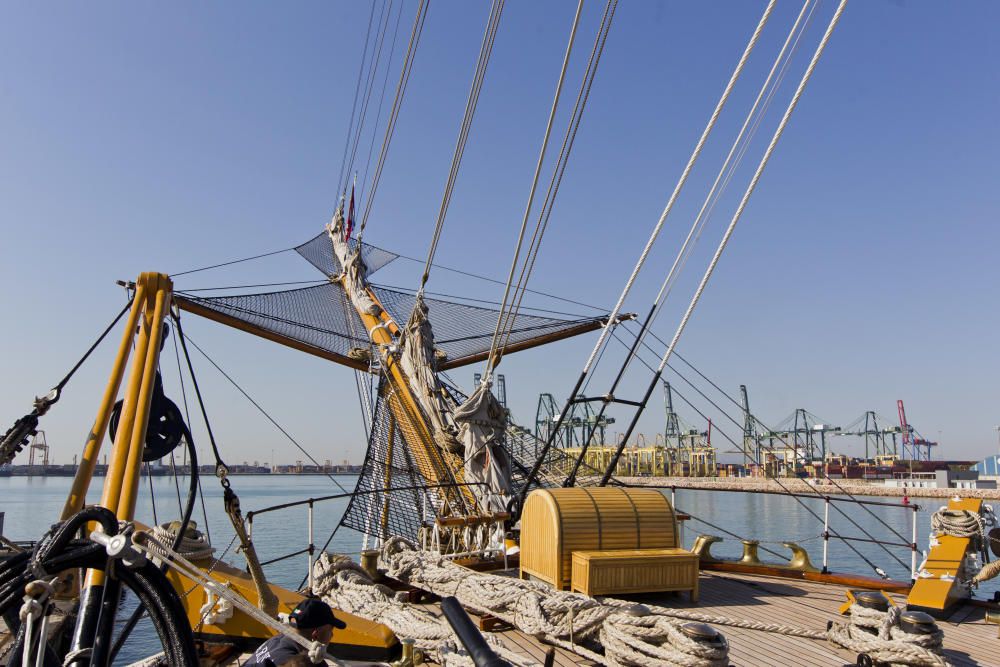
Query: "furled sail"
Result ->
[[174, 221, 626, 543]]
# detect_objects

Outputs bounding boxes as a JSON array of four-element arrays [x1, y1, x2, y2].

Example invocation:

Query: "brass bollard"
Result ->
[[783, 542, 820, 572], [360, 549, 381, 580], [393, 637, 420, 666], [985, 609, 1000, 638], [691, 534, 723, 562], [739, 540, 762, 565]]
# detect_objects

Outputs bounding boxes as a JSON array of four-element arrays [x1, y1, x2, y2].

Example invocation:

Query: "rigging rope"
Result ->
[[634, 322, 916, 552], [1, 298, 134, 466], [519, 0, 777, 503], [650, 0, 848, 384], [394, 251, 605, 313], [343, 0, 397, 198], [336, 0, 380, 198], [418, 0, 505, 294], [599, 0, 849, 490], [178, 327, 351, 494], [484, 0, 585, 380], [360, 0, 406, 206], [170, 248, 293, 278], [607, 0, 816, 390], [493, 0, 618, 370], [576, 0, 777, 383], [608, 324, 908, 577], [358, 0, 430, 242]]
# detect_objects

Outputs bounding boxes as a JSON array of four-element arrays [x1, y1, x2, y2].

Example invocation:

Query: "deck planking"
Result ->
[[447, 570, 997, 666]]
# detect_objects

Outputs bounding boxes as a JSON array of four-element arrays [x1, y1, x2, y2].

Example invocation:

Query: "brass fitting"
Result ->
[[360, 549, 381, 580], [739, 540, 762, 565], [985, 609, 1000, 638], [783, 542, 820, 573], [691, 535, 723, 562]]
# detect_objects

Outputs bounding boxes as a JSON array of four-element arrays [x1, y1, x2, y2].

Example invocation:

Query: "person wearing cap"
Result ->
[[244, 598, 347, 666]]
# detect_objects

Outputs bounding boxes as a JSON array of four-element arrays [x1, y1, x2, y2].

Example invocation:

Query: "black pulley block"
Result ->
[[108, 372, 186, 462]]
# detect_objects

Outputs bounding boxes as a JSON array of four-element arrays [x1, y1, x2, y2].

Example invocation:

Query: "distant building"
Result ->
[[884, 468, 996, 490], [973, 454, 1000, 479]]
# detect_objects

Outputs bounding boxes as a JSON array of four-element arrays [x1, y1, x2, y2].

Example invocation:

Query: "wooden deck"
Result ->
[[11, 570, 994, 665], [459, 570, 997, 667]]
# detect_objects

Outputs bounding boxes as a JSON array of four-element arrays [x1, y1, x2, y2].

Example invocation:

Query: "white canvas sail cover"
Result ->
[[327, 212, 380, 317], [398, 293, 462, 454], [452, 381, 513, 514]]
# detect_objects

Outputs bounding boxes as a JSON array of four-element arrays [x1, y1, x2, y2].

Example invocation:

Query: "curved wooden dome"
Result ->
[[519, 487, 678, 590]]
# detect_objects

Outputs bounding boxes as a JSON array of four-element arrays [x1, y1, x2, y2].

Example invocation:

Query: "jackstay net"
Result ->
[[295, 232, 399, 277], [339, 378, 608, 542], [175, 283, 606, 371]]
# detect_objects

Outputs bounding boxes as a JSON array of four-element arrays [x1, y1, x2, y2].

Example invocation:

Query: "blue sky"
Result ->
[[1, 1, 998, 469]]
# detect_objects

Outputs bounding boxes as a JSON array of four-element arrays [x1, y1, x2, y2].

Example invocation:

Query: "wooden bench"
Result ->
[[571, 548, 699, 600]]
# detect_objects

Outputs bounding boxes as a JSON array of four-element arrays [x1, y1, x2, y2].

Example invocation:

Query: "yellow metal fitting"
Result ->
[[783, 542, 820, 573], [691, 535, 723, 562], [739, 540, 762, 565]]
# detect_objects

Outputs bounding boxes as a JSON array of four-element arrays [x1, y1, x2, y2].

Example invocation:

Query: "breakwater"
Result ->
[[618, 475, 1000, 500]]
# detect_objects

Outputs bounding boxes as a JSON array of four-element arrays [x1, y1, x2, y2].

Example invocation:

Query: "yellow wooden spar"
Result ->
[[352, 280, 478, 516], [60, 272, 398, 659], [77, 273, 172, 592]]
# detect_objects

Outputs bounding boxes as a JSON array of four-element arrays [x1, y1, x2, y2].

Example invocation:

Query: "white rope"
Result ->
[[931, 509, 984, 540], [613, 0, 816, 381], [653, 0, 849, 377], [575, 0, 777, 379], [148, 522, 215, 561], [336, 1, 380, 197], [358, 0, 429, 241], [827, 604, 951, 667], [131, 530, 345, 666], [492, 0, 618, 366], [599, 597, 827, 640], [343, 0, 398, 198], [484, 0, 586, 380], [312, 553, 538, 667], [374, 538, 733, 667], [419, 0, 505, 293]]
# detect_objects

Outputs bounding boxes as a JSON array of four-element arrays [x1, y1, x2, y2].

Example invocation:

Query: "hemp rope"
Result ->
[[312, 552, 537, 667], [827, 604, 950, 667], [372, 538, 730, 666]]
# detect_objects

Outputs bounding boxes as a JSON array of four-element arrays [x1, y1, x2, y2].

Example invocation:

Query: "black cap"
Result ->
[[289, 599, 346, 630]]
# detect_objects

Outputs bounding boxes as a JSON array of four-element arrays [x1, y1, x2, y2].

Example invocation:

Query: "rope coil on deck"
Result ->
[[370, 538, 732, 667], [312, 552, 538, 667], [600, 615, 728, 667], [827, 604, 951, 667]]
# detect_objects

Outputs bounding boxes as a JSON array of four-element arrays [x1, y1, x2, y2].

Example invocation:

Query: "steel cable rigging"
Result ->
[[417, 0, 505, 295], [520, 0, 778, 501], [490, 0, 619, 375], [598, 0, 850, 488]]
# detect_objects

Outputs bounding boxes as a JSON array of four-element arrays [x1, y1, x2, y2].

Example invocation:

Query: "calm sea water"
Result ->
[[2, 475, 996, 664]]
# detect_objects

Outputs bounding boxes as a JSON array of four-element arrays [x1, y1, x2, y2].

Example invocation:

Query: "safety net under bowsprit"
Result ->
[[174, 282, 607, 372]]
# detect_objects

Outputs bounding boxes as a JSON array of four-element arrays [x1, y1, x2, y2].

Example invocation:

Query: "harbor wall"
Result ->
[[617, 475, 1000, 500]]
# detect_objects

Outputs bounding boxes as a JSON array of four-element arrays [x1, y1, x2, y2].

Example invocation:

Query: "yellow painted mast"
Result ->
[[338, 240, 479, 519]]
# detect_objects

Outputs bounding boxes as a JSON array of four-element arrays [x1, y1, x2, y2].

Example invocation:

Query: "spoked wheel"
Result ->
[[0, 510, 198, 667]]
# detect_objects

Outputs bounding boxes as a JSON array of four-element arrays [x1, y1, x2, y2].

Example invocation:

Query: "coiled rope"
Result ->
[[312, 553, 537, 667], [148, 522, 215, 561], [364, 538, 731, 667], [827, 604, 950, 667], [931, 509, 984, 540]]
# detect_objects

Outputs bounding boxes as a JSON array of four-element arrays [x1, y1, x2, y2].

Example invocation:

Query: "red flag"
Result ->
[[344, 184, 355, 241]]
